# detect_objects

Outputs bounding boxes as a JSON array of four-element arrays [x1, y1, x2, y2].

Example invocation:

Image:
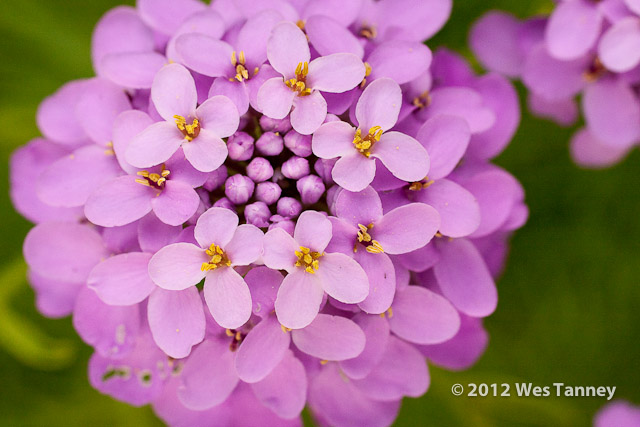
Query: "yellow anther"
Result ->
[[225, 329, 234, 337], [435, 232, 444, 238], [238, 51, 246, 65], [366, 240, 384, 254], [360, 62, 373, 88], [353, 126, 383, 157], [583, 57, 606, 83], [294, 246, 322, 274], [201, 244, 231, 271], [355, 223, 384, 254], [296, 20, 306, 30], [231, 51, 237, 66], [359, 24, 377, 40], [280, 325, 292, 333], [379, 307, 393, 318], [285, 62, 312, 96], [320, 360, 329, 365], [357, 223, 373, 243], [174, 115, 200, 141], [135, 165, 170, 189], [408, 177, 435, 191]]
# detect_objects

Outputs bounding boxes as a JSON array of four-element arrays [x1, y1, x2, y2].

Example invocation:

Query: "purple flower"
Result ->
[[263, 211, 369, 328], [595, 401, 640, 427], [257, 22, 366, 135], [313, 78, 430, 191], [149, 207, 263, 328], [126, 63, 239, 172]]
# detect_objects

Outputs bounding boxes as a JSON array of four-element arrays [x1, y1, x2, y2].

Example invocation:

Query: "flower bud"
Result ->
[[213, 197, 235, 210], [326, 185, 341, 213], [314, 158, 337, 184], [255, 182, 282, 205], [297, 174, 325, 205], [268, 215, 295, 235], [281, 156, 310, 180], [277, 197, 302, 218], [284, 130, 312, 157], [246, 157, 274, 182], [203, 165, 228, 191], [227, 131, 254, 161], [256, 131, 284, 156], [259, 115, 292, 133], [244, 201, 271, 228], [225, 174, 255, 205]]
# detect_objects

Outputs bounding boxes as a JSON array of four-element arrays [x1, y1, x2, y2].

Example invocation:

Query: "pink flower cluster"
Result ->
[[471, 1, 640, 168], [10, 0, 528, 425]]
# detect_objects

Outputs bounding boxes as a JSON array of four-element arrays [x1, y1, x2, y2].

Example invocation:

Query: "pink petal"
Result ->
[[570, 127, 631, 168], [182, 129, 228, 172], [317, 253, 369, 303], [599, 17, 640, 73], [245, 267, 283, 317], [367, 41, 432, 85], [546, 0, 602, 60], [389, 286, 460, 344], [355, 250, 396, 314], [37, 145, 122, 208], [36, 80, 88, 145], [421, 86, 496, 133], [290, 91, 328, 135], [177, 338, 239, 410], [415, 179, 481, 238], [374, 203, 439, 254], [125, 121, 185, 168], [371, 132, 430, 182], [85, 175, 154, 227], [257, 77, 295, 120], [433, 238, 497, 317], [312, 121, 355, 159], [331, 152, 376, 192], [352, 336, 429, 400], [137, 0, 206, 35], [147, 287, 205, 358], [101, 52, 167, 89], [88, 252, 156, 306], [251, 350, 307, 419], [339, 314, 390, 379], [294, 210, 332, 252], [24, 222, 108, 283], [583, 78, 640, 148], [151, 63, 197, 121], [267, 22, 310, 78], [137, 214, 183, 253], [224, 224, 264, 266], [335, 185, 383, 227], [275, 270, 324, 329], [194, 207, 239, 248], [469, 11, 524, 77], [355, 78, 401, 131], [235, 315, 291, 383], [263, 228, 299, 272], [112, 110, 154, 174], [236, 10, 284, 67], [76, 78, 131, 145], [151, 180, 199, 226], [148, 242, 208, 291], [307, 53, 365, 93], [306, 15, 364, 57], [196, 95, 240, 138], [291, 314, 365, 360], [209, 77, 250, 115], [416, 115, 470, 180], [175, 33, 234, 77], [203, 267, 252, 329]]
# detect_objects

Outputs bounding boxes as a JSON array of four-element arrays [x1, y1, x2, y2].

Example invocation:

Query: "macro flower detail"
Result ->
[[9, 0, 529, 425]]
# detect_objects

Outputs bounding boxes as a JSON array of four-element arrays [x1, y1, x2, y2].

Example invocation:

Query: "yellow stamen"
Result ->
[[360, 62, 372, 88], [294, 246, 322, 274], [296, 20, 306, 30], [201, 244, 232, 271], [412, 91, 431, 109], [408, 177, 435, 191], [320, 360, 329, 365], [355, 223, 385, 253], [280, 325, 292, 333], [353, 126, 383, 157], [359, 24, 377, 40], [174, 115, 200, 141], [135, 165, 170, 189], [285, 62, 312, 96]]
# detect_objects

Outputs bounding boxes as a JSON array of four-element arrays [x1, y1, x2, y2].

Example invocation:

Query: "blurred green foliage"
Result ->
[[0, 0, 638, 426]]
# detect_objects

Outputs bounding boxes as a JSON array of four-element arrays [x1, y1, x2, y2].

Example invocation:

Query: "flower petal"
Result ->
[[339, 314, 390, 379], [275, 270, 324, 329], [148, 242, 208, 291], [294, 210, 332, 252], [306, 15, 364, 57], [257, 77, 295, 120], [85, 175, 154, 227], [335, 185, 383, 227], [267, 22, 310, 78], [147, 287, 205, 358], [307, 53, 365, 93], [374, 203, 439, 254], [317, 252, 369, 303], [355, 250, 396, 314], [416, 115, 470, 180], [290, 91, 327, 135], [151, 63, 197, 121], [367, 41, 432, 85], [331, 152, 376, 192], [88, 252, 156, 306], [292, 314, 365, 361], [263, 228, 299, 272], [355, 78, 401, 131], [196, 95, 240, 138], [125, 121, 185, 168], [312, 121, 355, 159], [224, 224, 264, 266], [204, 267, 252, 329], [101, 52, 167, 89], [175, 34, 234, 77], [546, 0, 601, 60], [151, 180, 199, 226], [371, 132, 430, 183], [194, 206, 239, 248], [182, 128, 228, 172]]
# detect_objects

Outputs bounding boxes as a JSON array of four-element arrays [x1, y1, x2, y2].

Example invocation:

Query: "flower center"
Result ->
[[359, 24, 377, 40], [201, 244, 231, 271], [408, 176, 434, 191], [285, 62, 312, 96], [230, 51, 259, 82], [174, 115, 200, 141], [412, 91, 431, 109], [583, 57, 607, 83], [294, 246, 322, 274], [225, 328, 246, 352], [353, 126, 383, 157], [135, 166, 170, 190], [355, 223, 384, 253]]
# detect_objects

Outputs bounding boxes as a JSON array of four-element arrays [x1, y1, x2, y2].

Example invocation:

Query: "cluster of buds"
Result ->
[[471, 1, 640, 168], [10, 0, 528, 425]]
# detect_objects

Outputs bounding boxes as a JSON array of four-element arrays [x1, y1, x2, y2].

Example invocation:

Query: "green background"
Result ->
[[0, 1, 638, 426]]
